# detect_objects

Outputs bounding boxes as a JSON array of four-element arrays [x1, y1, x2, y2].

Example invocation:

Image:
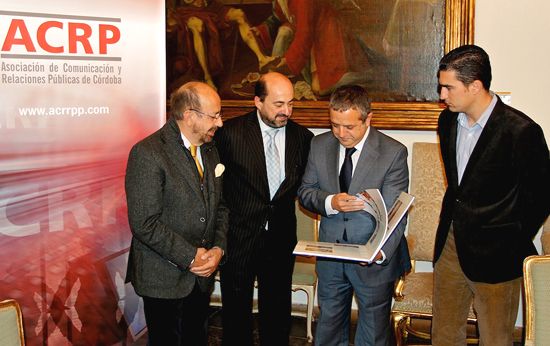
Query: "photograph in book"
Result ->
[[293, 190, 414, 262]]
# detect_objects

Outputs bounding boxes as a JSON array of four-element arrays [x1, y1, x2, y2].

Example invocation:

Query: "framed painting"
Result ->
[[166, 0, 474, 130]]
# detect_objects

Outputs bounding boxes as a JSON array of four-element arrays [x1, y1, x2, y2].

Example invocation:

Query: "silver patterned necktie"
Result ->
[[265, 128, 281, 200]]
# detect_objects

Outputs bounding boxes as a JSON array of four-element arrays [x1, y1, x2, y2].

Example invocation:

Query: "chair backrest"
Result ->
[[296, 200, 318, 242], [0, 299, 25, 346], [407, 142, 447, 262], [523, 255, 550, 345], [542, 217, 550, 255]]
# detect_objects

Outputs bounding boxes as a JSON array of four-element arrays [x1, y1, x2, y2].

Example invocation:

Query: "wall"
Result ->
[[476, 0, 550, 140]]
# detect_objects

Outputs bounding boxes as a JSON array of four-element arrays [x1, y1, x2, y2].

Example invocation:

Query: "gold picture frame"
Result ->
[[168, 0, 474, 130]]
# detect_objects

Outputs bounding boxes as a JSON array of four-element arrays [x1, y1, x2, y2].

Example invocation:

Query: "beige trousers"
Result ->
[[432, 229, 521, 346]]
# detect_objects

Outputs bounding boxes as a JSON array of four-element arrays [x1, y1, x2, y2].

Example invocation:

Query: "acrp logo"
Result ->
[[0, 10, 121, 58]]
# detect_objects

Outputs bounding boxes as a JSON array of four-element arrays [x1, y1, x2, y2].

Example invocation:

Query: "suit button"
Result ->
[[344, 218, 349, 222], [200, 217, 206, 222], [455, 199, 461, 204]]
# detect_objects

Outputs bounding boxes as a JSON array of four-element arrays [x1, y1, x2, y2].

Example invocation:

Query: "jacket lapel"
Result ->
[[201, 141, 218, 220], [349, 127, 379, 194], [273, 121, 298, 199], [284, 122, 298, 181], [326, 136, 341, 193], [162, 119, 206, 200], [448, 117, 460, 189], [458, 99, 503, 189]]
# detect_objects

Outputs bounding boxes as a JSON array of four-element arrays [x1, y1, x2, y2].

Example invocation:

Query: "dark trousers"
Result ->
[[142, 283, 211, 346], [220, 237, 295, 346]]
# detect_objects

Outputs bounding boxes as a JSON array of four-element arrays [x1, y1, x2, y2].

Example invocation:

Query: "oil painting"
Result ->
[[166, 0, 474, 129]]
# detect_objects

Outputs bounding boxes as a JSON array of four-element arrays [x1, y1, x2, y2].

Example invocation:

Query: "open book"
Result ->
[[293, 189, 414, 262]]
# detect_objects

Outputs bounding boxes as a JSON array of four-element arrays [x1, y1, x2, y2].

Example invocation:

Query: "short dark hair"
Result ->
[[169, 82, 201, 120], [254, 75, 268, 101], [329, 85, 372, 121], [438, 45, 492, 90]]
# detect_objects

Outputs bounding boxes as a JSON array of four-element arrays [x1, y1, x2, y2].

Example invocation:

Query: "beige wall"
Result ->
[[476, 0, 550, 139]]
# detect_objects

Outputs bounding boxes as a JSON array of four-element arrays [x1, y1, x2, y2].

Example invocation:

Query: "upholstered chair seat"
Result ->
[[391, 142, 477, 345]]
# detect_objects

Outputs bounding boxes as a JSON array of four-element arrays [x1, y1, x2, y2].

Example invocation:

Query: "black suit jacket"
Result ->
[[214, 112, 313, 267], [434, 98, 550, 283], [125, 118, 228, 298]]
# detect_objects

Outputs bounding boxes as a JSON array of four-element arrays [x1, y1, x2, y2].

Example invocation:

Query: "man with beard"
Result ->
[[214, 72, 313, 346], [125, 81, 228, 346]]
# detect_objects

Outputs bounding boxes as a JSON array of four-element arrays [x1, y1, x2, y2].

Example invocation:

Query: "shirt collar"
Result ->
[[257, 111, 285, 134], [457, 93, 497, 130], [180, 133, 192, 150]]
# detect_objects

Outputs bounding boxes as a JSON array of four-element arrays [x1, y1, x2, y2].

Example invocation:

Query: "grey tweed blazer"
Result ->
[[125, 117, 228, 299]]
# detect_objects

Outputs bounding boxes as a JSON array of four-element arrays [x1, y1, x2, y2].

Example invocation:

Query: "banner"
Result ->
[[0, 1, 165, 344]]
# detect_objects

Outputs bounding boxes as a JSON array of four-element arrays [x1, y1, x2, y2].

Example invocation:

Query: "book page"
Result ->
[[356, 189, 388, 261], [362, 191, 414, 260]]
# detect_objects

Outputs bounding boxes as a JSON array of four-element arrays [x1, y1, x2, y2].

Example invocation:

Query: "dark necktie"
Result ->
[[339, 147, 356, 242], [339, 147, 356, 193]]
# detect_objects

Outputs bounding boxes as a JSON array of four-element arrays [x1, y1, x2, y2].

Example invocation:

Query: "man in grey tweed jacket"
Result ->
[[125, 81, 228, 346]]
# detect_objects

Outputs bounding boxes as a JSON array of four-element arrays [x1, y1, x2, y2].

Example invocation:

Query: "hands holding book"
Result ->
[[331, 193, 365, 212]]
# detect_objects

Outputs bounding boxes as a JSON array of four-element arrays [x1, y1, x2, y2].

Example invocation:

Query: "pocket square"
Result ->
[[215, 163, 225, 177]]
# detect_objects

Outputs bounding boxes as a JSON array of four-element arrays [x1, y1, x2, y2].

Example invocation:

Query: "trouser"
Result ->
[[220, 242, 294, 346], [142, 283, 211, 346], [432, 229, 521, 346]]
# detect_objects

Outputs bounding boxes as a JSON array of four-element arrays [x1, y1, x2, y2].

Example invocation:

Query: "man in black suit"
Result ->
[[125, 81, 228, 346], [214, 72, 313, 346], [432, 45, 550, 345]]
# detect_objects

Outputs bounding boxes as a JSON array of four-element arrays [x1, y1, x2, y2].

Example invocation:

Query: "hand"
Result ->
[[189, 247, 223, 277], [331, 193, 365, 212], [190, 248, 208, 268]]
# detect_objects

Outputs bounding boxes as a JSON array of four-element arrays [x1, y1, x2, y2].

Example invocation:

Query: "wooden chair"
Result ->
[[0, 299, 25, 346], [390, 142, 477, 345], [541, 217, 550, 256], [523, 254, 550, 346], [292, 201, 318, 343]]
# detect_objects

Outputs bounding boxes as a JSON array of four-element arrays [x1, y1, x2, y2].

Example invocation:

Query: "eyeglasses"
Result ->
[[189, 108, 222, 120]]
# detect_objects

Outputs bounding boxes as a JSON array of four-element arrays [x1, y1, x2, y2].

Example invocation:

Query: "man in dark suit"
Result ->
[[432, 45, 550, 345], [125, 81, 228, 346], [298, 85, 410, 345], [214, 72, 313, 346]]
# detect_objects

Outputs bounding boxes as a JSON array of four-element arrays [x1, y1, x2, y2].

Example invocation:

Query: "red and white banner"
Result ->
[[0, 1, 164, 344]]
